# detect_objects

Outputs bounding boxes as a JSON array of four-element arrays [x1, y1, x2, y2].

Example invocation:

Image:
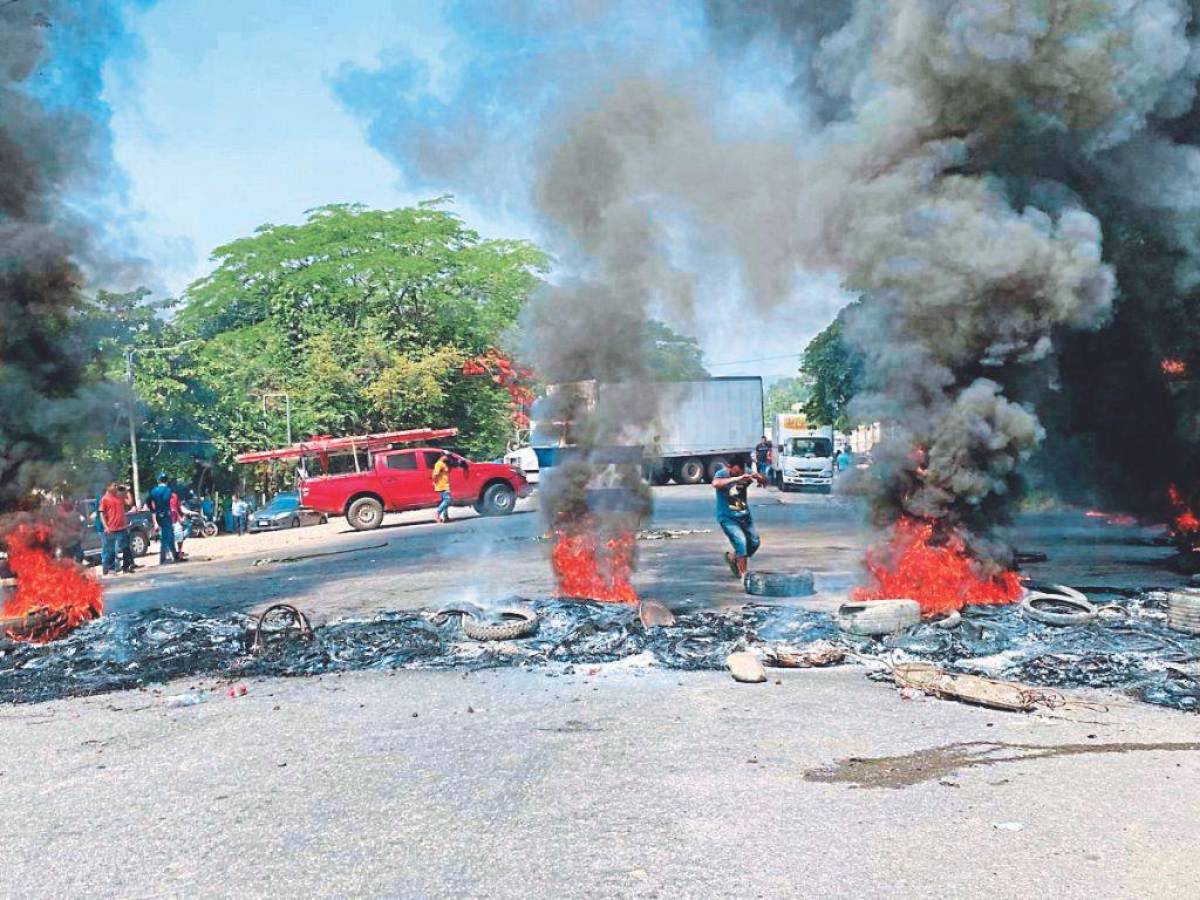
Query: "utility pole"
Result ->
[[125, 341, 198, 503], [125, 351, 141, 504], [262, 392, 292, 445]]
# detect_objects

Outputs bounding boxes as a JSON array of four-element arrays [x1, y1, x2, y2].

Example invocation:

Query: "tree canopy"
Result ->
[[799, 309, 862, 430]]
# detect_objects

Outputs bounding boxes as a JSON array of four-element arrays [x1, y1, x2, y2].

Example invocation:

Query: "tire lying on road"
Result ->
[[1020, 586, 1096, 626], [476, 483, 517, 517], [347, 496, 385, 531], [744, 569, 815, 598], [460, 607, 539, 641], [1166, 588, 1200, 635], [837, 599, 921, 636]]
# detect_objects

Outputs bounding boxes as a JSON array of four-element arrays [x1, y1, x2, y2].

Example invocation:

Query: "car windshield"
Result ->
[[263, 495, 298, 513], [786, 437, 832, 458]]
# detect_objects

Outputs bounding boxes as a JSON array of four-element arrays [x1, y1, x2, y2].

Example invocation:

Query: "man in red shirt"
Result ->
[[98, 482, 129, 576]]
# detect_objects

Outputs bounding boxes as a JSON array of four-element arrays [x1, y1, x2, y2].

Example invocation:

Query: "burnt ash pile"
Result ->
[[2, 597, 1199, 712], [0, 601, 836, 705]]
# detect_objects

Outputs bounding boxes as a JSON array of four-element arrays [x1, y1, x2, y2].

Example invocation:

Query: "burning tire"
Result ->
[[744, 569, 815, 598], [836, 599, 921, 636], [1020, 586, 1096, 626], [347, 496, 385, 531], [479, 483, 517, 516], [674, 458, 705, 485]]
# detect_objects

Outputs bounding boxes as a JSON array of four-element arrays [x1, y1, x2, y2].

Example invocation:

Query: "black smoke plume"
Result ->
[[0, 2, 134, 510]]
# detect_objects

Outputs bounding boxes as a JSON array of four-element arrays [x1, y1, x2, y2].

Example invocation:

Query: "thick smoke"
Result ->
[[0, 2, 137, 510], [345, 0, 1200, 565]]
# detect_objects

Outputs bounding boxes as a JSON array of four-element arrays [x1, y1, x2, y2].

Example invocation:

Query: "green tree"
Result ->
[[645, 320, 708, 381], [800, 311, 863, 430], [764, 377, 813, 418], [174, 202, 550, 462]]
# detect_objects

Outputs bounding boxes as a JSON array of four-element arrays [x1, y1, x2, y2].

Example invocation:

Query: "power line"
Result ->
[[705, 352, 802, 368]]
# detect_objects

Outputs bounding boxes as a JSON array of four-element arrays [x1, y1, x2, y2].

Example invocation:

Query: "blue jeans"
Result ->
[[718, 515, 760, 558], [101, 529, 128, 573], [157, 516, 176, 562], [436, 490, 452, 518]]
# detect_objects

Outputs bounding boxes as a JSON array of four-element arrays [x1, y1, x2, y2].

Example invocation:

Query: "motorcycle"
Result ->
[[182, 509, 219, 538]]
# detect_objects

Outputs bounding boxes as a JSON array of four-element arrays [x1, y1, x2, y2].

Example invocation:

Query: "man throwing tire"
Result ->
[[712, 461, 766, 579]]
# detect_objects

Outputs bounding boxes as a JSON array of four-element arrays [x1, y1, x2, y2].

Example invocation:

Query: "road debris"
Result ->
[[251, 541, 388, 567], [635, 528, 711, 541], [638, 600, 676, 628], [727, 652, 767, 683], [888, 662, 1064, 713], [433, 604, 540, 641], [763, 641, 847, 668]]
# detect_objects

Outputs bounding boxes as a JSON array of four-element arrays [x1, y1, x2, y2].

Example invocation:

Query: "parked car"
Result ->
[[76, 499, 158, 563], [299, 446, 531, 530], [247, 492, 329, 533]]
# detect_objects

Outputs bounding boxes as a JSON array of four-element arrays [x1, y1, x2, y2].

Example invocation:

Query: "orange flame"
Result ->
[[2, 524, 104, 642], [1168, 484, 1200, 538], [551, 525, 637, 604], [852, 518, 1022, 616], [1161, 358, 1187, 377]]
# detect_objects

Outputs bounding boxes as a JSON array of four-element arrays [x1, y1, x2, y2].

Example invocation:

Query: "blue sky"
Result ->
[[101, 0, 846, 379]]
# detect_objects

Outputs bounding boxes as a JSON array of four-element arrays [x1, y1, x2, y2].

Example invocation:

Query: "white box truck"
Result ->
[[772, 413, 835, 493], [529, 377, 764, 485]]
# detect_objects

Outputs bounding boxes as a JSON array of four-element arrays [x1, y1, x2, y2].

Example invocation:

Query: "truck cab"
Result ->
[[298, 446, 530, 530], [777, 434, 835, 493]]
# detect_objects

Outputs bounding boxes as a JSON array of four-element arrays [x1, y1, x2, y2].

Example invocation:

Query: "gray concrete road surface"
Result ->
[[3, 485, 1197, 898]]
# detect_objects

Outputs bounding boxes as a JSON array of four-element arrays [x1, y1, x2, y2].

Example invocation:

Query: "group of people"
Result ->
[[96, 472, 202, 575]]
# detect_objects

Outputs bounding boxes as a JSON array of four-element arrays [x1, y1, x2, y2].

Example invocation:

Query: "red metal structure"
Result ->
[[234, 428, 459, 465]]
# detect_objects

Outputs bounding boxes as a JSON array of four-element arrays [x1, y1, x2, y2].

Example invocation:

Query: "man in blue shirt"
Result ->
[[146, 472, 179, 564], [712, 461, 766, 579]]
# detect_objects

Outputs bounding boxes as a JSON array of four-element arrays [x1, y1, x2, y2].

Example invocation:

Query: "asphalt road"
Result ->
[[4, 485, 1198, 898]]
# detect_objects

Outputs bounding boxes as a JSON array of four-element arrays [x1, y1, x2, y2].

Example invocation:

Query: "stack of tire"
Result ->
[[1167, 589, 1200, 635]]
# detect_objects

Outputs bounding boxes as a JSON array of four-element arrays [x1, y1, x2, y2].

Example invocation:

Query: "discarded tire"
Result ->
[[836, 599, 921, 636], [457, 607, 539, 642], [1020, 586, 1096, 626], [928, 610, 962, 629], [744, 570, 815, 598], [1166, 589, 1200, 635]]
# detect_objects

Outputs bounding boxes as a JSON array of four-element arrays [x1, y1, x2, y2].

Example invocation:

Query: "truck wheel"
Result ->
[[706, 457, 729, 482], [347, 497, 384, 530], [648, 461, 671, 486], [480, 483, 517, 516], [129, 530, 149, 557], [674, 458, 705, 485]]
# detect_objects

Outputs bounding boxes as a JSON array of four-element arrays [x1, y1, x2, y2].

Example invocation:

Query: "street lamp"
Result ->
[[125, 341, 198, 503], [261, 392, 292, 446]]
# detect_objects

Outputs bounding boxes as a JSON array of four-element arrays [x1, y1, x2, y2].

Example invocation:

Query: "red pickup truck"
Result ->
[[298, 446, 530, 530]]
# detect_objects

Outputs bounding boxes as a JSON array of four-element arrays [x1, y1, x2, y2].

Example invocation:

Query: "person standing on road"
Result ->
[[432, 452, 453, 524], [231, 494, 249, 536], [712, 461, 766, 580], [117, 486, 140, 573], [98, 482, 129, 576], [147, 473, 180, 564], [754, 435, 772, 480], [836, 445, 854, 473]]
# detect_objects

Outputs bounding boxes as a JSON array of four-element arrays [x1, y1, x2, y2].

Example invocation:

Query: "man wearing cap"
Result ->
[[147, 472, 180, 564]]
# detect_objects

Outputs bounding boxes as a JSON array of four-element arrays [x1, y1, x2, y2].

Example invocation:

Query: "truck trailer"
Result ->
[[530, 377, 764, 485]]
